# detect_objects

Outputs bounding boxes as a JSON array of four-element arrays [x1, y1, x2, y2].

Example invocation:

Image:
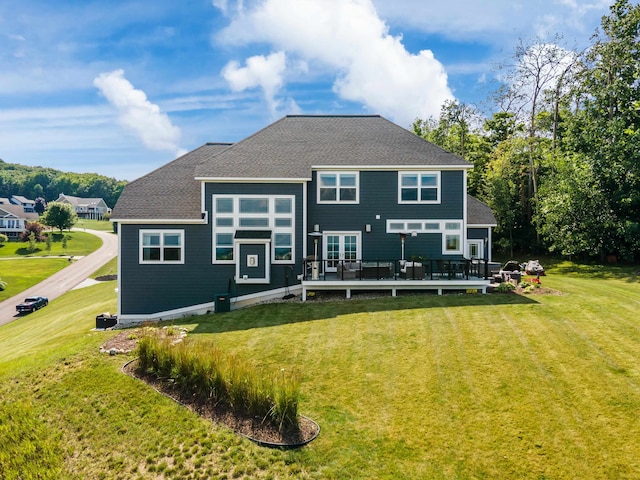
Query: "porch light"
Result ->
[[365, 224, 372, 233]]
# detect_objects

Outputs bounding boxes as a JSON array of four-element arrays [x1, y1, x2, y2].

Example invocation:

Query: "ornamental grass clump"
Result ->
[[135, 329, 300, 432]]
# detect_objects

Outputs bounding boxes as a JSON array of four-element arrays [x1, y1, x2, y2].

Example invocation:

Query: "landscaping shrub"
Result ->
[[19, 221, 46, 242], [496, 281, 516, 293], [136, 329, 300, 432]]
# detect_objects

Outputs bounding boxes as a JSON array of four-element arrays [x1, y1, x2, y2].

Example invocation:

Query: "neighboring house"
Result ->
[[0, 204, 38, 239], [112, 115, 497, 324], [11, 195, 36, 213], [56, 194, 110, 220], [0, 198, 10, 205]]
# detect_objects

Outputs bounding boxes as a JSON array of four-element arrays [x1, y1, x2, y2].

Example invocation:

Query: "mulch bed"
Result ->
[[104, 330, 319, 447]]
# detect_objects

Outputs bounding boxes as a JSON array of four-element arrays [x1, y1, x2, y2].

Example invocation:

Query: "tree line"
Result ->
[[0, 160, 127, 209], [413, 0, 639, 261]]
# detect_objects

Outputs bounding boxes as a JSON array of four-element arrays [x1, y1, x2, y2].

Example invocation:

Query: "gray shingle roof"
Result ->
[[0, 204, 39, 221], [57, 194, 108, 208], [113, 115, 476, 221], [467, 195, 497, 226], [195, 115, 470, 179], [111, 143, 232, 220]]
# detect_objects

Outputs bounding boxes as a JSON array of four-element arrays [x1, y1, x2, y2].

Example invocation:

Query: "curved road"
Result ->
[[0, 229, 118, 327]]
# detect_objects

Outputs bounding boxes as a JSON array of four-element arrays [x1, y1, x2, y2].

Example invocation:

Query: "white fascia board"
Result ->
[[112, 218, 207, 225], [312, 164, 473, 171], [468, 223, 498, 228], [194, 177, 309, 183]]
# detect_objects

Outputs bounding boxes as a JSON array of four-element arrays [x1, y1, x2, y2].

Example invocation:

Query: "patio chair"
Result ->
[[400, 262, 425, 279]]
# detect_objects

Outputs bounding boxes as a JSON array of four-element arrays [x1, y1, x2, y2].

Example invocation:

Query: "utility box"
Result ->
[[96, 312, 118, 329], [215, 293, 230, 313]]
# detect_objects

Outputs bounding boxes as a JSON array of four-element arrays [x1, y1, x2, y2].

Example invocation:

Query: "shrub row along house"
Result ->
[[112, 115, 497, 324]]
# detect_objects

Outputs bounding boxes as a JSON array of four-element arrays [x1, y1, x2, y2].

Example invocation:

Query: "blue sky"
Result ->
[[1, 0, 613, 181]]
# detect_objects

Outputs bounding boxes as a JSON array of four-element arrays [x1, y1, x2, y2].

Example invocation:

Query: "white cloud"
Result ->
[[217, 0, 453, 126], [222, 51, 290, 116], [93, 69, 186, 156], [212, 0, 228, 14], [372, 0, 613, 44]]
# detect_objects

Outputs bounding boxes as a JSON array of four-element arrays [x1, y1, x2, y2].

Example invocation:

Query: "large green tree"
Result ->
[[536, 155, 620, 257], [40, 202, 78, 233], [563, 0, 640, 258]]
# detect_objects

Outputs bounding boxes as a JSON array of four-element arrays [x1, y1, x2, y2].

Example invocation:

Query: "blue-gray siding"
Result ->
[[307, 170, 465, 261], [119, 182, 304, 315]]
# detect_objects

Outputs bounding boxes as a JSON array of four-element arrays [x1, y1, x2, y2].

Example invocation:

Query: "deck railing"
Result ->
[[303, 258, 492, 281]]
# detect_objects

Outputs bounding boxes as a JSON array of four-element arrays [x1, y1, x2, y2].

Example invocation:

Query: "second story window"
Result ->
[[318, 172, 359, 203], [140, 230, 184, 264], [399, 172, 440, 204]]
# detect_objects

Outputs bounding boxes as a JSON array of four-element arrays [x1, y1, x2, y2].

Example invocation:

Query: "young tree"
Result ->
[[45, 232, 52, 254], [40, 202, 78, 233], [27, 232, 37, 253]]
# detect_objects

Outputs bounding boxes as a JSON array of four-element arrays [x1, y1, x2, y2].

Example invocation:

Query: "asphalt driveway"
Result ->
[[0, 229, 118, 327]]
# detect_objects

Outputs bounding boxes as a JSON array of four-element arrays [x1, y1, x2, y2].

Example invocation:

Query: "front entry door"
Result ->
[[324, 232, 360, 272]]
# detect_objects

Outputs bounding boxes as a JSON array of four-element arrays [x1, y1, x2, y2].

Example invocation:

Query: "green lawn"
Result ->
[[90, 256, 117, 279], [0, 266, 639, 479], [75, 219, 115, 232], [0, 258, 70, 302], [0, 231, 102, 258], [0, 231, 104, 301]]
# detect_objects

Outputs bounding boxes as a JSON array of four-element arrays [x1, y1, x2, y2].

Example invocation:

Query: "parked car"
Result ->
[[16, 296, 48, 314]]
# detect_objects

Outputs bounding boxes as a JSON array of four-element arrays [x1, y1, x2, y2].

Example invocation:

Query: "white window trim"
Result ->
[[466, 239, 484, 259], [322, 231, 362, 272], [139, 229, 185, 264], [398, 171, 441, 204], [212, 195, 295, 265], [317, 171, 360, 204], [235, 238, 271, 284], [386, 219, 464, 255]]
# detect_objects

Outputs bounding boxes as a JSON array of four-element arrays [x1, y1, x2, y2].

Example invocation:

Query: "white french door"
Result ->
[[323, 232, 361, 272]]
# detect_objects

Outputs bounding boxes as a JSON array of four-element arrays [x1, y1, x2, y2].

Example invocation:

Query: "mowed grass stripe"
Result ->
[[1, 265, 639, 479]]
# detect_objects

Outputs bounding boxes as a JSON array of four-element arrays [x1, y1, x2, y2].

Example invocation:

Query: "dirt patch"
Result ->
[[100, 329, 144, 354], [516, 286, 562, 295]]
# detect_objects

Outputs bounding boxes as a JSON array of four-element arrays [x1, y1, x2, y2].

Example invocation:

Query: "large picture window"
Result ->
[[212, 195, 295, 264], [318, 172, 359, 203], [140, 230, 184, 264], [398, 172, 440, 203]]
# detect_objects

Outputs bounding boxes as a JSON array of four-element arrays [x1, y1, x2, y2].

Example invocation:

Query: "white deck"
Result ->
[[301, 276, 492, 300]]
